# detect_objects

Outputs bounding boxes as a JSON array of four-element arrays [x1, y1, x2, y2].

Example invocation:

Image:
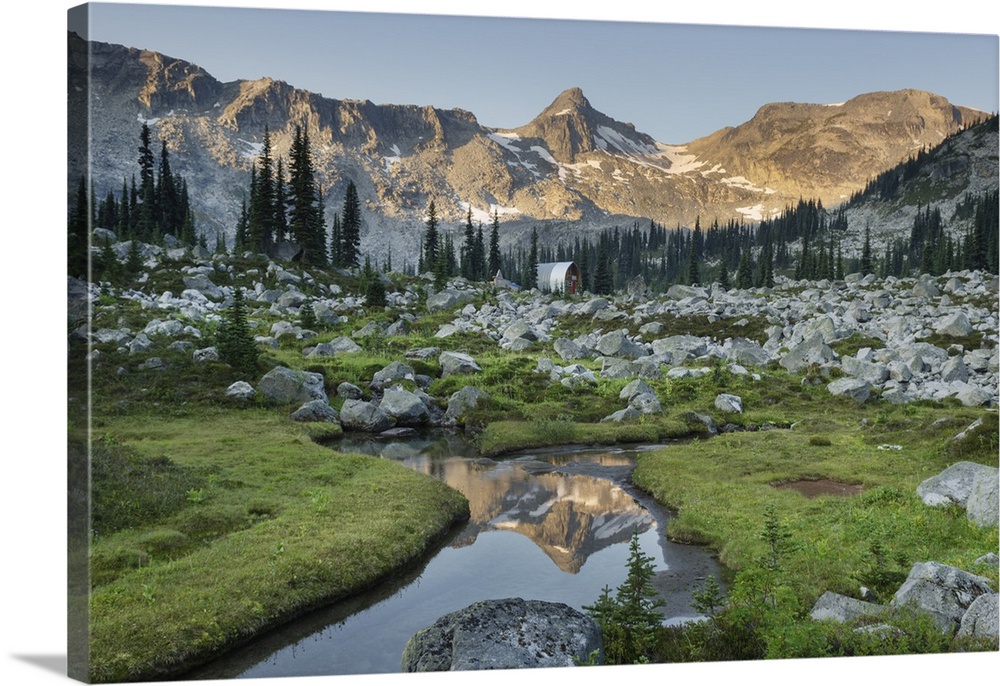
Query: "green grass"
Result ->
[[632, 404, 999, 604], [85, 409, 468, 682]]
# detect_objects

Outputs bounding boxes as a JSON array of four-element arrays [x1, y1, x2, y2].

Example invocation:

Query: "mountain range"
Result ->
[[68, 31, 994, 263]]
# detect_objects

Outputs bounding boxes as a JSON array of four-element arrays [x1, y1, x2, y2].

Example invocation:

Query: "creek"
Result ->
[[186, 431, 721, 679]]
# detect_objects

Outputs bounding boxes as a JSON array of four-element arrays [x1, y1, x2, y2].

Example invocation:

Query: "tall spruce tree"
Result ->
[[248, 126, 276, 255], [488, 209, 501, 277], [340, 181, 362, 268], [423, 200, 440, 272]]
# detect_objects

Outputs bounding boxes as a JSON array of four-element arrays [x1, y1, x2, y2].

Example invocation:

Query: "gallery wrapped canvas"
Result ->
[[63, 2, 998, 684]]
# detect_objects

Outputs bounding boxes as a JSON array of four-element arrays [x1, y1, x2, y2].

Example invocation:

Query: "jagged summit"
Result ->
[[70, 31, 996, 266], [512, 87, 657, 164]]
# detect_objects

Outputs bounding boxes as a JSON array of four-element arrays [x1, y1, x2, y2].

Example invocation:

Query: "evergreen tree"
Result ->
[[216, 288, 259, 377], [594, 241, 614, 294], [137, 123, 157, 239], [736, 249, 754, 290], [860, 224, 874, 276], [234, 198, 248, 253], [274, 157, 289, 242], [583, 532, 665, 665], [124, 235, 144, 279], [461, 207, 476, 280], [340, 180, 362, 268], [117, 177, 131, 239], [424, 200, 440, 271], [156, 139, 180, 236], [472, 223, 486, 281], [686, 246, 700, 285], [248, 126, 276, 254], [526, 227, 539, 289], [68, 175, 90, 279], [718, 263, 731, 290], [488, 209, 501, 277]]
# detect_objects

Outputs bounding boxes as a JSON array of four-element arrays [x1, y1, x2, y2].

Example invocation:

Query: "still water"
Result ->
[[187, 432, 717, 679]]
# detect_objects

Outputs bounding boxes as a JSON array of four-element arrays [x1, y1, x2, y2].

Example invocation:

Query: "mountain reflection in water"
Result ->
[[337, 433, 654, 574]]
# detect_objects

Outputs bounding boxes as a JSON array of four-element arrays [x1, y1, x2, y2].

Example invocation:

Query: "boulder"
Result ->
[[193, 346, 219, 363], [966, 466, 1000, 528], [891, 561, 994, 632], [940, 356, 969, 383], [827, 378, 871, 403], [182, 274, 223, 300], [619, 379, 655, 402], [916, 461, 997, 508], [308, 336, 362, 357], [595, 330, 648, 360], [257, 366, 327, 404], [652, 335, 707, 361], [840, 356, 889, 385], [371, 361, 416, 390], [401, 598, 602, 672], [809, 591, 887, 623], [629, 392, 663, 415], [290, 399, 339, 423], [444, 386, 490, 424], [780, 335, 835, 373], [426, 289, 474, 313], [553, 337, 587, 361], [601, 406, 642, 423], [339, 399, 395, 433], [935, 311, 974, 337], [439, 351, 482, 377], [958, 593, 999, 639], [337, 382, 364, 400], [502, 319, 538, 342], [715, 393, 743, 414], [225, 381, 255, 401], [724, 338, 771, 367], [379, 386, 430, 426]]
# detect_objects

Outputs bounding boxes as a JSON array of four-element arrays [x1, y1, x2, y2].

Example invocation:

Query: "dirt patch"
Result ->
[[773, 478, 863, 498]]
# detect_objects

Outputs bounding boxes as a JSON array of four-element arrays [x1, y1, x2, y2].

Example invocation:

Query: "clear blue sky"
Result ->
[[81, 0, 999, 144]]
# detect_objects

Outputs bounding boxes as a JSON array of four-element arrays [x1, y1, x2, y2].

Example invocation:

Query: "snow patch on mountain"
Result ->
[[236, 138, 264, 160], [459, 201, 522, 224], [655, 145, 707, 175], [593, 125, 659, 156], [383, 144, 402, 173]]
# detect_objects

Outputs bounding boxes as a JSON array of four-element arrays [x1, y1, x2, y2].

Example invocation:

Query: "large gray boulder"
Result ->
[[619, 379, 655, 402], [966, 466, 1000, 528], [439, 351, 482, 377], [917, 461, 997, 508], [290, 399, 339, 423], [724, 338, 771, 367], [401, 598, 602, 672], [827, 378, 871, 403], [182, 274, 223, 300], [652, 335, 707, 361], [958, 593, 999, 639], [595, 330, 647, 360], [379, 387, 430, 427], [444, 386, 490, 424], [257, 366, 327, 404], [715, 393, 743, 414], [308, 336, 361, 357], [426, 289, 475, 313], [371, 361, 415, 390], [809, 591, 887, 623], [339, 399, 395, 433], [553, 337, 587, 361], [780, 335, 835, 373], [225, 381, 255, 401], [840, 356, 889, 385], [936, 311, 974, 337], [891, 561, 995, 632]]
